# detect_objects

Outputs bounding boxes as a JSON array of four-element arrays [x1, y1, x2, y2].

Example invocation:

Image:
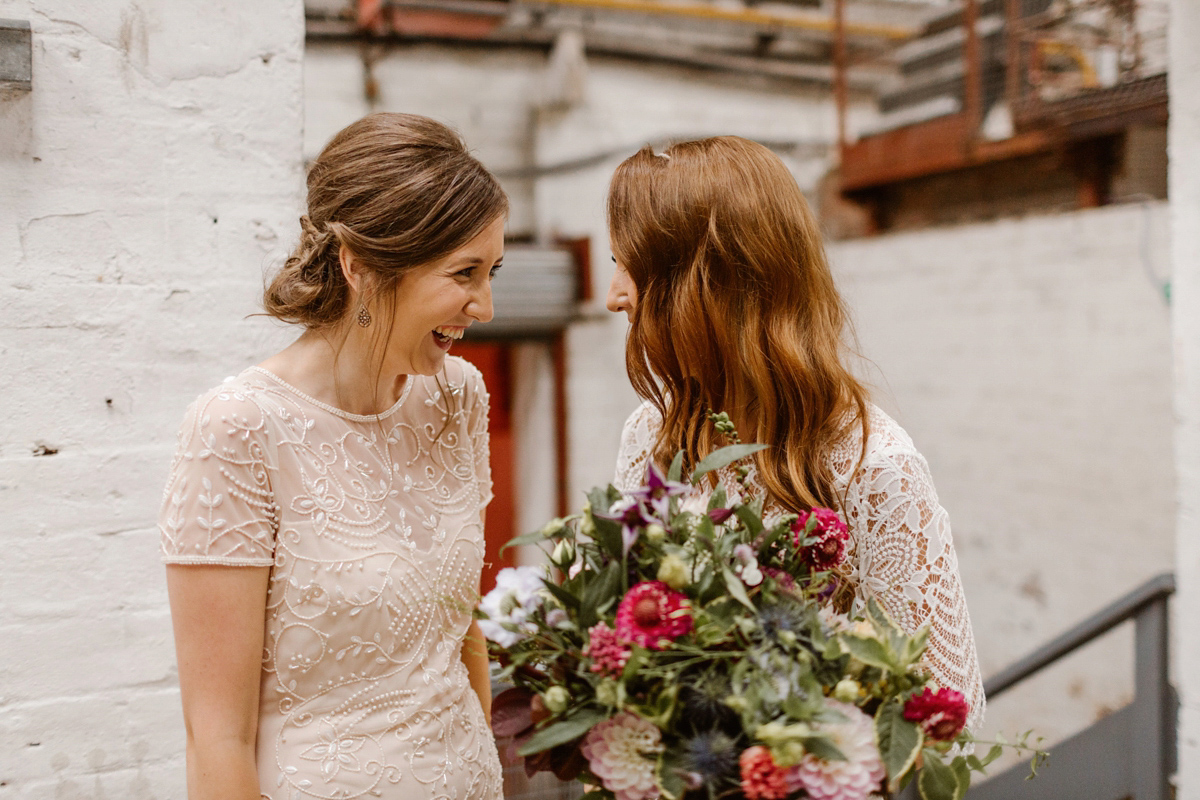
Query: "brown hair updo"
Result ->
[[265, 113, 508, 328], [607, 136, 869, 514]]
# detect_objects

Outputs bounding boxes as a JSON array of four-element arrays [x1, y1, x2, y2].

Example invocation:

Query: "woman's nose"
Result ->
[[607, 269, 630, 314], [469, 281, 495, 323]]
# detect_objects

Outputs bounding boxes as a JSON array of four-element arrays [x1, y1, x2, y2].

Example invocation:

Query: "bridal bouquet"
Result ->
[[477, 416, 1038, 800]]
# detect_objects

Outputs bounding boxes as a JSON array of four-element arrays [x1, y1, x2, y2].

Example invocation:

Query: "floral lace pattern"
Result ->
[[614, 402, 985, 733], [160, 357, 503, 800]]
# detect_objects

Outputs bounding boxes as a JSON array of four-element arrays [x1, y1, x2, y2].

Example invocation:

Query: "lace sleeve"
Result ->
[[159, 383, 278, 566], [614, 401, 658, 492], [846, 441, 986, 733], [463, 362, 493, 508]]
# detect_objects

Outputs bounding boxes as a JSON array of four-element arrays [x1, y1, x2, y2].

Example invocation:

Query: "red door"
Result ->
[[453, 342, 515, 596]]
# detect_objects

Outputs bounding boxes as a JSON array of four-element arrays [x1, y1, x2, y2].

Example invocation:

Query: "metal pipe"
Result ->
[[1004, 0, 1021, 116], [834, 0, 848, 152], [962, 0, 983, 135], [518, 0, 914, 40]]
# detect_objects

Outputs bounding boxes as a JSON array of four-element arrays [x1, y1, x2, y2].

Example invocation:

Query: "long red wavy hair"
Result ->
[[607, 136, 870, 513]]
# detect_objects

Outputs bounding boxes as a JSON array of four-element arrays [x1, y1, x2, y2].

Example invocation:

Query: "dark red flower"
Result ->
[[792, 507, 850, 570], [903, 687, 970, 741], [615, 580, 693, 650]]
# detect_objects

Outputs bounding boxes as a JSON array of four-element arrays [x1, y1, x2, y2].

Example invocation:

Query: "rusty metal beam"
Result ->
[[962, 0, 982, 133], [522, 0, 915, 40], [834, 0, 848, 151]]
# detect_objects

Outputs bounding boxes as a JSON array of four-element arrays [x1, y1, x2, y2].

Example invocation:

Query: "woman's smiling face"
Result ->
[[380, 215, 505, 376]]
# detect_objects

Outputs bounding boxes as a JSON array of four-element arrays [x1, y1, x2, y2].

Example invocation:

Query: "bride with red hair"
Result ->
[[605, 136, 985, 731]]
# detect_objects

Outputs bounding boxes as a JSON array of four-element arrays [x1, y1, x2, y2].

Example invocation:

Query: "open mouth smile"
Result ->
[[432, 326, 467, 346]]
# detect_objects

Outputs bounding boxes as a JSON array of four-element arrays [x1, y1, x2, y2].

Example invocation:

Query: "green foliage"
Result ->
[[477, 416, 1043, 800], [875, 701, 923, 790]]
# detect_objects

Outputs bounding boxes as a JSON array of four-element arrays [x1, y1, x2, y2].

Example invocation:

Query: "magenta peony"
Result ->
[[903, 687, 970, 741], [793, 508, 850, 570], [739, 745, 796, 800], [585, 621, 632, 676], [794, 700, 886, 800], [614, 580, 694, 650], [581, 712, 664, 800]]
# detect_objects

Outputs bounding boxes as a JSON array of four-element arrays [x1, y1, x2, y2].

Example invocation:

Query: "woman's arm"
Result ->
[[167, 565, 270, 800], [463, 509, 493, 726], [850, 444, 986, 732], [462, 618, 493, 726]]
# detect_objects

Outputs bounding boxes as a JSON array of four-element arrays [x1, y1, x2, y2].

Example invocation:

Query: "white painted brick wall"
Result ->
[[1170, 0, 1200, 793], [0, 1, 304, 796], [830, 204, 1175, 764]]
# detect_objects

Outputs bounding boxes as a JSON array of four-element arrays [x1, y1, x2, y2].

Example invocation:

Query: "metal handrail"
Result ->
[[969, 572, 1176, 800], [984, 572, 1176, 699]]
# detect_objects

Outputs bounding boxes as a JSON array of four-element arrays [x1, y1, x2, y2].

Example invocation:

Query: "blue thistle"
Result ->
[[680, 730, 741, 788]]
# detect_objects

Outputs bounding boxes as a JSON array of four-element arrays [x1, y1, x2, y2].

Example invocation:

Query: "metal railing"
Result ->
[[967, 573, 1176, 800]]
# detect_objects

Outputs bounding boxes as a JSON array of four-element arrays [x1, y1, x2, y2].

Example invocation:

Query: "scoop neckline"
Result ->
[[247, 366, 414, 422]]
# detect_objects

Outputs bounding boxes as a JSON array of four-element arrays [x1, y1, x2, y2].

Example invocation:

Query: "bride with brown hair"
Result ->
[[605, 136, 985, 731]]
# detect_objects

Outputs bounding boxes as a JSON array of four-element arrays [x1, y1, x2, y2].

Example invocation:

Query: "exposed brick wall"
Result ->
[[0, 2, 304, 796]]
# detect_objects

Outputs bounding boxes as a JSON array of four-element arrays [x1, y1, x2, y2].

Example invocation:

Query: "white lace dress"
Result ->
[[614, 402, 986, 733], [159, 356, 503, 800]]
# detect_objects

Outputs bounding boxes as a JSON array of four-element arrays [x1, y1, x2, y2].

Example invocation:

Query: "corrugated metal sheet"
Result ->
[[472, 244, 580, 339]]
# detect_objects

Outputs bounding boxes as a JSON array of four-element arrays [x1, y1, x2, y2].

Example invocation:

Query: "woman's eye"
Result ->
[[489, 265, 502, 279], [455, 267, 476, 279]]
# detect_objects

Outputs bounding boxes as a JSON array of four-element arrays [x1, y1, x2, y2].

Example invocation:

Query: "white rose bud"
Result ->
[[834, 678, 861, 703], [657, 554, 690, 590], [645, 524, 667, 544], [542, 685, 570, 714], [552, 538, 575, 566], [595, 679, 619, 707]]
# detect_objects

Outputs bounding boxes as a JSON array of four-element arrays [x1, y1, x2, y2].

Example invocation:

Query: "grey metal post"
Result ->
[[1132, 598, 1172, 800]]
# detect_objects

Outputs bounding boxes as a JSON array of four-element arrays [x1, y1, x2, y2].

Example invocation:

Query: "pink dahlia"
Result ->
[[739, 745, 796, 800], [794, 700, 886, 800], [581, 712, 664, 800], [614, 581, 693, 650], [903, 687, 970, 742], [584, 621, 632, 676], [793, 508, 850, 570]]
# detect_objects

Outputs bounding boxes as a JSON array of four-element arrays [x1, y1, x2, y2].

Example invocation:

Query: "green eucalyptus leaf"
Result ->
[[841, 635, 897, 672], [918, 751, 964, 800], [579, 562, 622, 629], [517, 708, 608, 756], [540, 578, 582, 611], [951, 758, 971, 794], [668, 450, 685, 484], [734, 506, 764, 537], [591, 515, 624, 560], [875, 701, 923, 789], [802, 734, 847, 762], [721, 567, 756, 611], [691, 444, 768, 482], [502, 529, 558, 550]]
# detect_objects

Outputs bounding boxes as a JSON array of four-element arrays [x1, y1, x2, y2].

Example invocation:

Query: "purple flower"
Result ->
[[606, 497, 653, 555], [626, 462, 689, 522]]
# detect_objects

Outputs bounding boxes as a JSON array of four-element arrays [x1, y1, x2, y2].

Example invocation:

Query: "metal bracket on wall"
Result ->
[[0, 19, 32, 93]]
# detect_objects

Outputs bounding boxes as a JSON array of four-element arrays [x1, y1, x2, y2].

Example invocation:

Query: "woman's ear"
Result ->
[[338, 244, 365, 296]]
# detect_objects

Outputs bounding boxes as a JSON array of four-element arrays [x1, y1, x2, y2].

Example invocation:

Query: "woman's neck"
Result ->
[[259, 329, 408, 416]]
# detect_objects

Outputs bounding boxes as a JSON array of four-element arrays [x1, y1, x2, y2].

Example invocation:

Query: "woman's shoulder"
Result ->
[[181, 368, 281, 429], [830, 403, 929, 488]]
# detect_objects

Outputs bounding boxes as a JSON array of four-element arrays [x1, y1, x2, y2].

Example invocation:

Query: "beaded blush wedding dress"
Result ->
[[613, 401, 986, 733], [160, 356, 502, 800]]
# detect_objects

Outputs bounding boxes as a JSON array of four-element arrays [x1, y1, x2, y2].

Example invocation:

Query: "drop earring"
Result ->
[[357, 304, 372, 327]]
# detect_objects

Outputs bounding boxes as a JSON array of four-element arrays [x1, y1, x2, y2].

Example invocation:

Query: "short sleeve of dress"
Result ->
[[159, 383, 278, 567], [847, 441, 986, 733], [614, 401, 658, 491], [462, 362, 493, 508]]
